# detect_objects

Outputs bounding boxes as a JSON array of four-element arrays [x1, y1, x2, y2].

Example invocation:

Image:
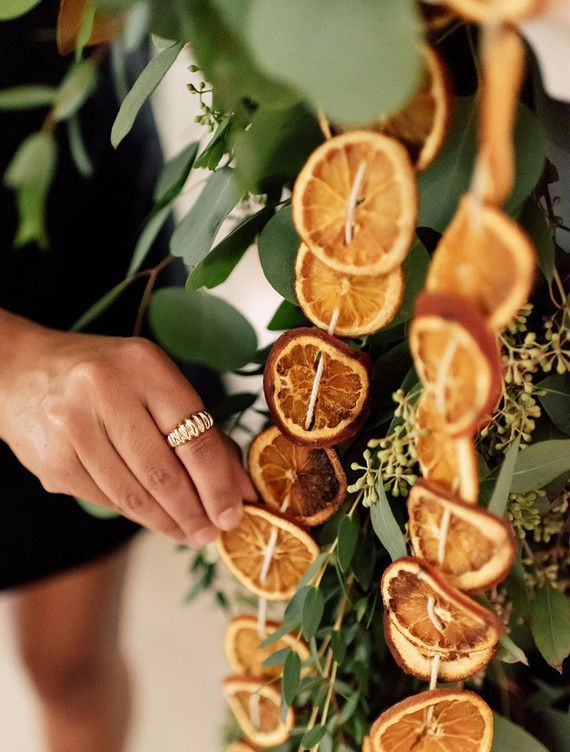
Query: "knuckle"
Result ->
[[182, 429, 218, 461], [122, 337, 160, 363], [146, 464, 178, 492], [69, 361, 111, 394], [119, 488, 148, 513]]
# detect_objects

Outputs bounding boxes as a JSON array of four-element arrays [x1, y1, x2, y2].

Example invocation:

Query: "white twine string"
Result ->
[[435, 337, 458, 415], [344, 161, 367, 245], [249, 691, 261, 730], [303, 308, 340, 431], [257, 497, 291, 639]]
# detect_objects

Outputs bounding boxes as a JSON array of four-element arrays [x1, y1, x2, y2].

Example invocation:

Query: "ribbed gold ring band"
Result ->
[[166, 410, 214, 448]]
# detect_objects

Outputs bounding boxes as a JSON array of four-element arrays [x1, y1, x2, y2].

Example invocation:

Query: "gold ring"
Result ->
[[166, 410, 214, 448]]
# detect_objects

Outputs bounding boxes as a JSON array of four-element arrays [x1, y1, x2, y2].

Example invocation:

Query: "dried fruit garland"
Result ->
[[216, 6, 542, 752]]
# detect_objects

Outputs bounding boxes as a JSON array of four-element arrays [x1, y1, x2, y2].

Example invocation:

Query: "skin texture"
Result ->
[[0, 308, 257, 547]]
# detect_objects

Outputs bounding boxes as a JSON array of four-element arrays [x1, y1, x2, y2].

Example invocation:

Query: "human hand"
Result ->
[[0, 316, 256, 547]]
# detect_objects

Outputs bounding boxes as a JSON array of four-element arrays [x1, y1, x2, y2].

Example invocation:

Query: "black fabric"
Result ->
[[0, 2, 220, 590]]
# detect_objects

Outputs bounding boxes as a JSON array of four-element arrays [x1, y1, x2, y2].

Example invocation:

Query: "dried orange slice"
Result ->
[[217, 504, 320, 600], [409, 293, 502, 436], [228, 743, 257, 752], [264, 328, 371, 447], [408, 481, 516, 592], [294, 243, 404, 336], [416, 391, 479, 503], [369, 688, 493, 752], [420, 2, 456, 29], [248, 426, 347, 526], [384, 612, 495, 682], [57, 0, 121, 55], [473, 28, 526, 207], [223, 676, 294, 749], [225, 615, 310, 678], [374, 46, 451, 172], [292, 131, 417, 276], [444, 0, 543, 22], [381, 557, 502, 655], [363, 736, 372, 752], [426, 195, 535, 331]]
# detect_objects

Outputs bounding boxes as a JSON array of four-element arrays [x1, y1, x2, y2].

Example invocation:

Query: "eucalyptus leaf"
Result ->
[[487, 437, 521, 516], [267, 300, 309, 332], [337, 515, 359, 573], [246, 0, 422, 126], [153, 141, 199, 206], [0, 0, 41, 20], [262, 647, 291, 669], [282, 650, 301, 706], [336, 692, 360, 726], [530, 581, 570, 671], [75, 497, 120, 519], [258, 204, 298, 303], [538, 374, 570, 436], [170, 167, 240, 269], [301, 586, 325, 640], [510, 439, 570, 493], [194, 116, 231, 171], [0, 85, 56, 110], [498, 632, 528, 666], [128, 204, 171, 275], [491, 713, 548, 752], [536, 708, 570, 752], [111, 41, 183, 147], [148, 287, 257, 371], [330, 630, 346, 665], [519, 199, 555, 284], [53, 60, 98, 122], [296, 552, 329, 591], [369, 475, 407, 561], [70, 277, 135, 331], [67, 114, 94, 177], [300, 725, 327, 749]]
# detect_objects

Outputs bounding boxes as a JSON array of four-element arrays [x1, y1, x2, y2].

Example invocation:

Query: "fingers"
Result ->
[[74, 426, 186, 542], [106, 406, 218, 547], [223, 435, 258, 502]]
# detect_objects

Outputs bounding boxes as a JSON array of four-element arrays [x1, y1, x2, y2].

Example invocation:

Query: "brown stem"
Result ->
[[133, 255, 175, 337]]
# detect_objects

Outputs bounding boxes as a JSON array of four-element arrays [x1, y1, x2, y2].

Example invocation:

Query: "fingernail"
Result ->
[[192, 526, 218, 547], [218, 507, 242, 531]]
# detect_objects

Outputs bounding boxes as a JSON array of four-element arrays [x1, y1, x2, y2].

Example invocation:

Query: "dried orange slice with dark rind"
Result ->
[[369, 688, 494, 752], [264, 328, 371, 447], [292, 131, 417, 276], [426, 196, 535, 330], [248, 426, 347, 526], [217, 505, 320, 600], [374, 46, 451, 172], [381, 557, 502, 655], [294, 243, 404, 336], [410, 293, 503, 436], [444, 0, 543, 22], [224, 615, 310, 678], [408, 481, 516, 592], [223, 676, 294, 749], [384, 612, 495, 682], [416, 391, 479, 503]]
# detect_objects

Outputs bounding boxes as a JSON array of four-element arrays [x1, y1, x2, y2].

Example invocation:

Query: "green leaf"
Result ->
[[504, 105, 547, 215], [301, 586, 325, 640], [385, 238, 430, 329], [491, 713, 548, 752], [67, 114, 94, 177], [0, 85, 56, 110], [170, 167, 240, 269], [70, 277, 136, 331], [282, 650, 301, 706], [337, 515, 359, 572], [296, 551, 329, 591], [538, 374, 570, 436], [75, 0, 96, 62], [336, 692, 360, 726], [148, 287, 258, 371], [519, 199, 555, 283], [370, 475, 407, 561], [153, 141, 199, 206], [498, 632, 528, 666], [330, 630, 346, 664], [111, 42, 183, 147], [487, 437, 521, 516], [53, 60, 98, 122], [267, 300, 308, 332], [258, 204, 298, 303], [536, 708, 570, 752], [194, 116, 231, 171], [262, 647, 291, 669], [0, 0, 41, 20], [128, 205, 171, 275], [209, 392, 257, 422], [510, 439, 570, 493], [246, 0, 422, 126], [300, 725, 327, 749], [233, 102, 323, 193], [75, 497, 120, 519], [187, 207, 272, 291], [530, 582, 570, 671]]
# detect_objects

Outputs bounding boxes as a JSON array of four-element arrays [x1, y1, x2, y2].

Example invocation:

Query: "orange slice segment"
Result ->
[[444, 0, 543, 22], [369, 688, 494, 752], [426, 195, 535, 330], [217, 504, 320, 601], [381, 557, 502, 655], [248, 425, 347, 526], [223, 676, 294, 749], [384, 612, 495, 682], [224, 615, 310, 678], [295, 243, 404, 336], [374, 46, 451, 171], [416, 391, 479, 503], [264, 328, 371, 447], [408, 481, 516, 592], [409, 293, 503, 436], [292, 131, 417, 276]]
